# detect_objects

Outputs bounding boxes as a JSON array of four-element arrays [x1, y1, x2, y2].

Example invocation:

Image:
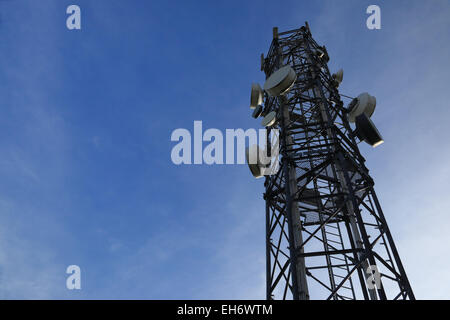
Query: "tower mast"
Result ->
[[257, 23, 414, 300]]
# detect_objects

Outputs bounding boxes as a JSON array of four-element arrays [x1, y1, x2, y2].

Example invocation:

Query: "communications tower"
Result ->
[[247, 23, 414, 300]]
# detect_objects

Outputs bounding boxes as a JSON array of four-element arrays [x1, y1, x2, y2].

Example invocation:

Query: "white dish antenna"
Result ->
[[246, 145, 263, 179], [252, 105, 263, 118], [250, 83, 263, 109], [348, 92, 376, 123], [316, 48, 325, 59], [355, 113, 384, 147], [263, 65, 297, 97], [261, 111, 277, 127], [332, 69, 344, 86], [314, 47, 329, 62]]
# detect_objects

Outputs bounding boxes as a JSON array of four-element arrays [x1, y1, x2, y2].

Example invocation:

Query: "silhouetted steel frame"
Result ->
[[262, 23, 414, 300]]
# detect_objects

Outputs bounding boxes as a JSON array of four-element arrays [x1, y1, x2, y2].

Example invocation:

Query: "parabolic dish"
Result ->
[[348, 92, 376, 123], [355, 113, 384, 147], [263, 65, 297, 97], [316, 48, 325, 59], [250, 83, 263, 109], [252, 105, 263, 118], [246, 146, 263, 179], [333, 69, 344, 84], [261, 111, 277, 127]]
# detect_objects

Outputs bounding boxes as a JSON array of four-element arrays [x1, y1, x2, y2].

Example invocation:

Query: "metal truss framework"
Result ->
[[261, 23, 414, 300]]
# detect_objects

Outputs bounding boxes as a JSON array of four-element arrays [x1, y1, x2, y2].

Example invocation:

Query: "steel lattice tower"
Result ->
[[260, 23, 414, 300]]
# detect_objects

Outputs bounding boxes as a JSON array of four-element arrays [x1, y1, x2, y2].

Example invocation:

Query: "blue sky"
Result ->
[[0, 0, 449, 299]]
